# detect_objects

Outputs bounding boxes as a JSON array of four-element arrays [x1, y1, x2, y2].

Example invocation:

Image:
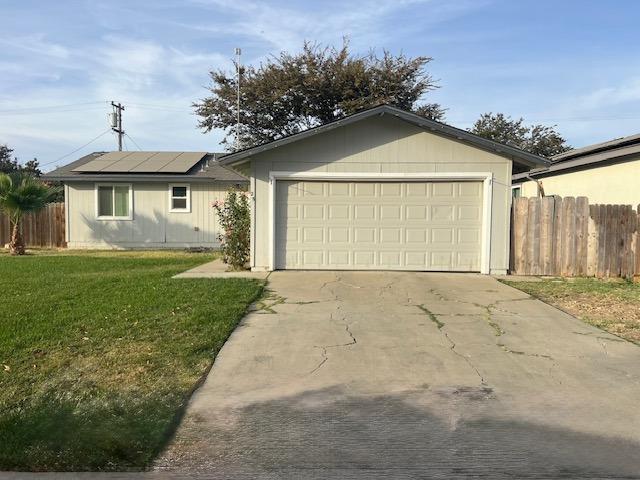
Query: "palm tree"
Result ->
[[0, 173, 59, 255]]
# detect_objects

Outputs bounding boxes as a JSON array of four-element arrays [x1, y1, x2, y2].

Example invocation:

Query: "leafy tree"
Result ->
[[0, 144, 43, 175], [0, 173, 59, 255], [0, 145, 20, 173], [471, 113, 571, 158], [22, 158, 42, 176], [195, 42, 444, 150]]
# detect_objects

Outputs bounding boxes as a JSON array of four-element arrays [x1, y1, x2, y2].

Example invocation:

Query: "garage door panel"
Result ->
[[354, 205, 376, 220], [328, 204, 350, 219], [380, 204, 402, 220], [380, 183, 402, 197], [459, 182, 482, 197], [276, 180, 482, 271], [433, 182, 454, 196], [354, 183, 376, 197], [379, 251, 402, 267], [328, 251, 350, 265], [431, 205, 455, 221], [354, 251, 375, 267], [406, 252, 427, 268], [431, 228, 454, 244], [458, 205, 482, 221], [329, 227, 350, 243], [406, 228, 427, 243], [406, 205, 428, 220]]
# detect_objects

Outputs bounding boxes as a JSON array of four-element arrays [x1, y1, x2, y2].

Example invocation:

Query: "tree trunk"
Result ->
[[9, 220, 25, 255]]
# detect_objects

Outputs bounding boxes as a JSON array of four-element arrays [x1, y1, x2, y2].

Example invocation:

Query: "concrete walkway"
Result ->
[[156, 271, 640, 479], [173, 259, 269, 279]]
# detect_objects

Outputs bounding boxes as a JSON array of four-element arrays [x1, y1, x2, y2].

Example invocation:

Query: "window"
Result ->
[[96, 184, 132, 219], [511, 185, 521, 199], [169, 184, 190, 212]]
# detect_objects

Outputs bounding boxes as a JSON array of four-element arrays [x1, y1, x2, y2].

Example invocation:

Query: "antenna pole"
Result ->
[[111, 101, 125, 151], [235, 47, 241, 150]]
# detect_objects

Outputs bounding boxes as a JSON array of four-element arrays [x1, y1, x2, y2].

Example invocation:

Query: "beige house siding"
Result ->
[[66, 181, 231, 248], [519, 156, 640, 204], [247, 115, 513, 274]]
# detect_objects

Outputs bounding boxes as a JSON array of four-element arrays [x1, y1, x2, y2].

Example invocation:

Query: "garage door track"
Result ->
[[156, 272, 640, 479]]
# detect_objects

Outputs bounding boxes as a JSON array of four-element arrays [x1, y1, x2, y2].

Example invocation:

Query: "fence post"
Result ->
[[513, 197, 529, 274], [635, 205, 640, 280], [540, 197, 555, 275], [575, 197, 589, 276]]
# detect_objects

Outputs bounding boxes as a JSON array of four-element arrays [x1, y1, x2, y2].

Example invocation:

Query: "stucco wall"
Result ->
[[247, 115, 514, 273], [519, 156, 640, 205], [66, 181, 232, 248]]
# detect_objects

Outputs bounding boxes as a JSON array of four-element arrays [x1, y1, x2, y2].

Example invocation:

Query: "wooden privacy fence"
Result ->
[[0, 202, 66, 248], [511, 196, 640, 279]]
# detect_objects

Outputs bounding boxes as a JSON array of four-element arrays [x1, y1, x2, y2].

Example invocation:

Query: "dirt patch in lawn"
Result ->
[[501, 278, 640, 344], [553, 293, 640, 343]]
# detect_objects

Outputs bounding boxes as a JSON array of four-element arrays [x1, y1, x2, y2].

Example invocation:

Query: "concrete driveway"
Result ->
[[156, 272, 640, 479]]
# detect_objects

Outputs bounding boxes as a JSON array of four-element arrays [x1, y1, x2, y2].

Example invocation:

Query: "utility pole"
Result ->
[[110, 101, 125, 151], [235, 47, 241, 150]]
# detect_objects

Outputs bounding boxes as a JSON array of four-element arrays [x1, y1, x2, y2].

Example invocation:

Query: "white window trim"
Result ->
[[168, 183, 191, 213], [267, 171, 494, 274], [95, 183, 133, 221]]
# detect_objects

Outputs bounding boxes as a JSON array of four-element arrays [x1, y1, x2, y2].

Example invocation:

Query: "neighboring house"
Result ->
[[512, 132, 640, 204], [43, 152, 247, 248], [219, 105, 548, 274]]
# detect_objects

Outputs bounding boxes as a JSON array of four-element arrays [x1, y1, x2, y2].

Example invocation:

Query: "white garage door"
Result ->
[[275, 181, 483, 271]]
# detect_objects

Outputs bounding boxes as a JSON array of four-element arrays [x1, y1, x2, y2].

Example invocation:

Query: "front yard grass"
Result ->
[[501, 277, 640, 344], [0, 250, 263, 471]]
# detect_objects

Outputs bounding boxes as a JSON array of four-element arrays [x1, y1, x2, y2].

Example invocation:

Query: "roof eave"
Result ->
[[42, 174, 247, 183]]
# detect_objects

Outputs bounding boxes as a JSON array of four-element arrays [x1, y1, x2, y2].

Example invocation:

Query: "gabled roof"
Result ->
[[513, 132, 640, 183], [219, 104, 550, 168], [43, 151, 247, 183]]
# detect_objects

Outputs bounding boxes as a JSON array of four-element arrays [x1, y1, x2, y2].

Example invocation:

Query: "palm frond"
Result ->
[[0, 172, 59, 216]]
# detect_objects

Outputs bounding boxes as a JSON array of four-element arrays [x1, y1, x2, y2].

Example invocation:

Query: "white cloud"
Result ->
[[0, 34, 70, 59], [579, 78, 640, 109]]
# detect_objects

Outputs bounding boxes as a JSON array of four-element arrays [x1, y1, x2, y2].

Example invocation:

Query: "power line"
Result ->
[[0, 106, 108, 116], [0, 101, 107, 114], [124, 133, 143, 151], [125, 102, 191, 111], [40, 129, 111, 168]]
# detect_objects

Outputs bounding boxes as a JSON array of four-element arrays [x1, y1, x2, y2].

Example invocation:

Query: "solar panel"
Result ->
[[73, 152, 207, 173], [101, 152, 157, 172], [158, 152, 208, 173]]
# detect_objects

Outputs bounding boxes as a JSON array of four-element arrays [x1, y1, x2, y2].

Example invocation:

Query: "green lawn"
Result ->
[[501, 277, 640, 344], [0, 250, 263, 471]]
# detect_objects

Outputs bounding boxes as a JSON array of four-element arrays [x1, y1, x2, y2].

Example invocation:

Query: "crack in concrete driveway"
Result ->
[[155, 271, 640, 478]]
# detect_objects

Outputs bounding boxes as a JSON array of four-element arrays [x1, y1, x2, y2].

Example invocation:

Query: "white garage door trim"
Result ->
[[268, 172, 494, 274]]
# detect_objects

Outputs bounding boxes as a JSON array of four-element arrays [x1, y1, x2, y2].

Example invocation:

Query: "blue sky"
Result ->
[[2, 0, 640, 171]]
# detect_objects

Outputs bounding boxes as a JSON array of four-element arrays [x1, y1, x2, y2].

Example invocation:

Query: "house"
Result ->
[[512, 132, 640, 204], [45, 105, 548, 273], [219, 105, 548, 274], [43, 151, 247, 249]]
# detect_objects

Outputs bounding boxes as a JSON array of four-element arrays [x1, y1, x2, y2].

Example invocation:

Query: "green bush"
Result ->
[[212, 189, 250, 270]]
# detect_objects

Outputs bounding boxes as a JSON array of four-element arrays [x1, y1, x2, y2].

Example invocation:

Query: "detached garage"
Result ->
[[220, 105, 548, 274]]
